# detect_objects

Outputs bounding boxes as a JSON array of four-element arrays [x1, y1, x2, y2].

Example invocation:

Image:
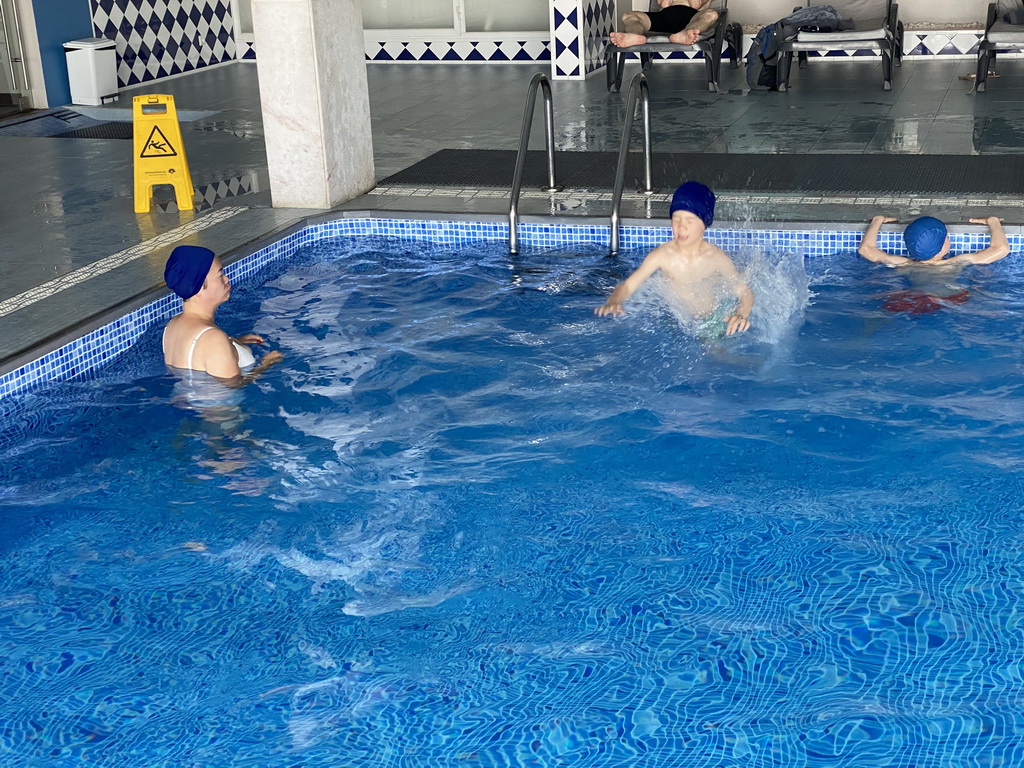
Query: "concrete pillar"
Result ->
[[251, 0, 374, 208]]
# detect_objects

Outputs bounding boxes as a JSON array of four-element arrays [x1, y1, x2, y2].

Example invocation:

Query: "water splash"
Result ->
[[738, 244, 811, 346]]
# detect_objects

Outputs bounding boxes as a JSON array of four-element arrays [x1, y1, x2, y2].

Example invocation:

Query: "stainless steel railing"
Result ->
[[509, 73, 561, 254], [0, 0, 29, 96], [609, 73, 656, 256]]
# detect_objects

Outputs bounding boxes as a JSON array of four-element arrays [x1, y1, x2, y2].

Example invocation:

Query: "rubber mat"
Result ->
[[53, 122, 134, 140], [381, 149, 1024, 195]]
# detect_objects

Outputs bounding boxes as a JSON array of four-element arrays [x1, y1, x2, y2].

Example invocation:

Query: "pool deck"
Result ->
[[3, 55, 1024, 376]]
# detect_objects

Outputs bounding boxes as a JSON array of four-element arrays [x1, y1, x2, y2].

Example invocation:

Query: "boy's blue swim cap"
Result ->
[[903, 216, 947, 260], [669, 181, 715, 228], [164, 245, 215, 300]]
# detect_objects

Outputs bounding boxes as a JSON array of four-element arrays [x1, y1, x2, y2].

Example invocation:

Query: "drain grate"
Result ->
[[53, 122, 135, 140], [382, 149, 1024, 196]]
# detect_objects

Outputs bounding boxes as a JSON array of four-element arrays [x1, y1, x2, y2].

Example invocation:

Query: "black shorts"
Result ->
[[647, 5, 699, 34]]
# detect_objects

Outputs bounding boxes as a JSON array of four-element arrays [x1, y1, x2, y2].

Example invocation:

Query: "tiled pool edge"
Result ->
[[3, 212, 1021, 413]]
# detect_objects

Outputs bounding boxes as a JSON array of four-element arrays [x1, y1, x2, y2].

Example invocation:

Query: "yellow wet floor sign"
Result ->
[[133, 94, 195, 213]]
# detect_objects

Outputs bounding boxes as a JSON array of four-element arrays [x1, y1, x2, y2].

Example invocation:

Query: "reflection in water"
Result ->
[[169, 371, 272, 496]]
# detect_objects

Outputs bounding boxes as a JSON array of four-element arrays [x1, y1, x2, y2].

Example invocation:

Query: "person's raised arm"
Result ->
[[858, 216, 911, 267], [956, 217, 1012, 265], [595, 250, 664, 317]]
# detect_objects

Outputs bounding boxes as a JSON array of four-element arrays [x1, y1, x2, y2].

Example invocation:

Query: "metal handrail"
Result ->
[[7, 0, 28, 94], [0, 0, 18, 91], [509, 73, 561, 254], [609, 73, 656, 256]]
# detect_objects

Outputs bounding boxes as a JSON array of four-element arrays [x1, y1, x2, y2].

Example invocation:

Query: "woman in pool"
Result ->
[[162, 245, 283, 384]]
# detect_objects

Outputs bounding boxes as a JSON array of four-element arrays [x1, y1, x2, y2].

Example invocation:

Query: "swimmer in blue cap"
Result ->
[[859, 214, 1010, 268], [162, 245, 283, 382], [858, 214, 1012, 314], [596, 181, 754, 336]]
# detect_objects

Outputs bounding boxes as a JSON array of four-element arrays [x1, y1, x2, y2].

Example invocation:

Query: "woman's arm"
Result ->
[[200, 329, 283, 387]]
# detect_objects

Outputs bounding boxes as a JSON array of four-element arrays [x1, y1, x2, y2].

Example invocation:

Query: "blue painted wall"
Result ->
[[30, 0, 94, 107]]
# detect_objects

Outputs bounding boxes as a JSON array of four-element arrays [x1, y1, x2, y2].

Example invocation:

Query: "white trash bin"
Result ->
[[64, 38, 118, 106]]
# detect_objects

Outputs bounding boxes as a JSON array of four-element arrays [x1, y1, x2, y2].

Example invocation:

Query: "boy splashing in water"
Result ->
[[596, 181, 754, 337]]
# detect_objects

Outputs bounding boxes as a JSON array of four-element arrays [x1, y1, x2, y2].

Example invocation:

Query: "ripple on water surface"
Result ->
[[2, 237, 1024, 766]]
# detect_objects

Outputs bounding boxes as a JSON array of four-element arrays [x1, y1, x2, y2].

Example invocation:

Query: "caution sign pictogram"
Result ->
[[140, 125, 177, 158], [133, 94, 194, 213]]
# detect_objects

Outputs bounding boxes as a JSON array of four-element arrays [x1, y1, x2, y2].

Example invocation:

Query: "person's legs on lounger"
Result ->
[[609, 0, 719, 48]]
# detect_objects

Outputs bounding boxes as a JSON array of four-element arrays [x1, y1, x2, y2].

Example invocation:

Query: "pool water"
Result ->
[[2, 236, 1024, 767]]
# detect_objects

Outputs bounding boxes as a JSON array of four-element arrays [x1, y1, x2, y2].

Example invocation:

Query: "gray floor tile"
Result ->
[[6, 56, 1024, 373]]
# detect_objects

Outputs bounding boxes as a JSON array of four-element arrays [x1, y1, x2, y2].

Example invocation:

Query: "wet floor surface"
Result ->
[[2, 55, 1024, 371]]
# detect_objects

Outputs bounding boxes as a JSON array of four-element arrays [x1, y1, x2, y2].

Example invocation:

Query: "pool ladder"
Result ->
[[610, 73, 656, 256], [509, 72, 654, 256], [509, 73, 561, 255]]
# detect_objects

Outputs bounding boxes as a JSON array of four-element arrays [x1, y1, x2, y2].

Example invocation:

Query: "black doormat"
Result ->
[[53, 121, 134, 140], [381, 149, 1024, 196]]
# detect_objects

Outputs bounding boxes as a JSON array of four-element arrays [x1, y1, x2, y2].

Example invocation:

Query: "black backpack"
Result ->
[[745, 23, 781, 90]]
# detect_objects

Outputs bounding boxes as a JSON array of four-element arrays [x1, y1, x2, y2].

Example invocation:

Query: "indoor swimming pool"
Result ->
[[2, 219, 1024, 766]]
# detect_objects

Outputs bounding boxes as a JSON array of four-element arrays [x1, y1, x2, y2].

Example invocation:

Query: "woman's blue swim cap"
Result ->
[[903, 216, 948, 260], [164, 245, 216, 300]]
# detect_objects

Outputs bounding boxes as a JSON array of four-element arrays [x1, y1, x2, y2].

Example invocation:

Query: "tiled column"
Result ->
[[251, 0, 374, 208], [551, 0, 617, 79]]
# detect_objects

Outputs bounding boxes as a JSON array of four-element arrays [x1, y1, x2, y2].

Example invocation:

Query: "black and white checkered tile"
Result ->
[[582, 0, 616, 74], [155, 172, 258, 212], [367, 40, 549, 62], [552, 0, 622, 78], [904, 31, 981, 56], [90, 0, 237, 87], [552, 0, 582, 77]]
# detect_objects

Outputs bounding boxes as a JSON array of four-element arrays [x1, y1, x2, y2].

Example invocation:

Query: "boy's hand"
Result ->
[[872, 216, 898, 224], [595, 301, 625, 317], [968, 217, 1003, 224], [262, 350, 285, 365], [234, 333, 266, 344], [724, 313, 750, 336]]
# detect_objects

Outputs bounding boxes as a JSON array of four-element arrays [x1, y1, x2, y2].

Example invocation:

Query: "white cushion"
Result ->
[[988, 21, 1024, 44]]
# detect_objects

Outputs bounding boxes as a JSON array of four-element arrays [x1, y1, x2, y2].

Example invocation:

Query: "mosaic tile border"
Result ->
[[0, 207, 247, 320], [367, 39, 551, 62], [3, 216, 1021, 410], [368, 186, 1024, 208]]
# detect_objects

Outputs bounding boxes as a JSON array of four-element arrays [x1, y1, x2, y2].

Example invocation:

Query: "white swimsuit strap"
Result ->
[[186, 326, 215, 371]]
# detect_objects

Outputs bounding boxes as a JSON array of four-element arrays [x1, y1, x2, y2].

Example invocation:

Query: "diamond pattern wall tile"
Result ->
[[552, 0, 583, 78], [91, 0, 236, 87]]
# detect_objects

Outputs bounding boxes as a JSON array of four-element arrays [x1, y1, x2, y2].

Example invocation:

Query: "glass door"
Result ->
[[361, 0, 456, 31], [463, 0, 547, 33], [0, 0, 28, 119], [360, 0, 547, 33]]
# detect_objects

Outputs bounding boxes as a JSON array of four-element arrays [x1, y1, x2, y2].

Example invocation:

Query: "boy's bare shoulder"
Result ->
[[701, 240, 730, 258], [645, 241, 676, 262], [699, 240, 738, 269]]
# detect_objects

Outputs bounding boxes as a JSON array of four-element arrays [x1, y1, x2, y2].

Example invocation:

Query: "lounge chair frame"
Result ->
[[976, 0, 1024, 92], [775, 0, 903, 91], [605, 0, 742, 93]]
